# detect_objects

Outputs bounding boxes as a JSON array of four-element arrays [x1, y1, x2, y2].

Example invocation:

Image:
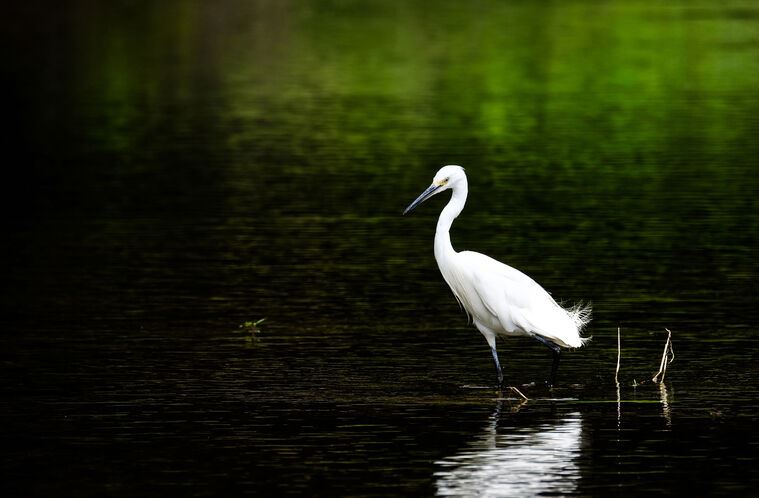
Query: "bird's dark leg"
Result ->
[[490, 345, 504, 388], [534, 336, 561, 388]]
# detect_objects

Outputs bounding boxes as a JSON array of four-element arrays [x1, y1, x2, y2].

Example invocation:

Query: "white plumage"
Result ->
[[404, 165, 590, 387]]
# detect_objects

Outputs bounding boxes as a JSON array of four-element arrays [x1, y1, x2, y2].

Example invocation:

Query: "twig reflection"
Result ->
[[660, 382, 672, 427]]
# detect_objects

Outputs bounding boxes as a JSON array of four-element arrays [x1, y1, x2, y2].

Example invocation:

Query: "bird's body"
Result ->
[[404, 165, 590, 387]]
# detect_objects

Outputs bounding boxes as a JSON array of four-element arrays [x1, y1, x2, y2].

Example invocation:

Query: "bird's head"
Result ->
[[403, 165, 466, 215]]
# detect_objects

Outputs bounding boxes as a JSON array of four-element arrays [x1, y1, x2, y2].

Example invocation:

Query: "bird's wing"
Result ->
[[460, 251, 586, 347], [459, 251, 549, 311]]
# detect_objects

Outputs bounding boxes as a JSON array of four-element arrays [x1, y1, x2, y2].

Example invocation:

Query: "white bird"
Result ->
[[403, 165, 590, 388]]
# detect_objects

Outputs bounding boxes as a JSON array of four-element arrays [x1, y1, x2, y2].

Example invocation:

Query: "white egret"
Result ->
[[403, 165, 590, 388]]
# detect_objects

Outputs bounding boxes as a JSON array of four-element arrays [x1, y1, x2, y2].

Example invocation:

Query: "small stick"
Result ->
[[664, 328, 675, 382], [616, 327, 622, 427], [615, 326, 621, 385], [652, 328, 674, 383], [509, 386, 529, 401]]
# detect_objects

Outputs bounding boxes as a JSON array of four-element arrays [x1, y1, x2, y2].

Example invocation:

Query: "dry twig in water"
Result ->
[[615, 327, 621, 426], [652, 328, 674, 383], [615, 326, 621, 385], [509, 386, 529, 401]]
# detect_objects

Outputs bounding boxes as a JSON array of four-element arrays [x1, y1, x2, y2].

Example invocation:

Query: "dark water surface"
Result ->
[[2, 1, 759, 496]]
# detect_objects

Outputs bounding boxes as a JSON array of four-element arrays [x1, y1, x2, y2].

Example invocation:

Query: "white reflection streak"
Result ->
[[660, 383, 672, 427], [435, 410, 583, 497], [617, 381, 621, 429]]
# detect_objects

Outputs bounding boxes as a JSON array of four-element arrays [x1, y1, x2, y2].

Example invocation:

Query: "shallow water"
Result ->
[[2, 0, 759, 495]]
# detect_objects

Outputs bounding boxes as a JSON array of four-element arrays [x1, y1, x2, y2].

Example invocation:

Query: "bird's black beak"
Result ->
[[403, 184, 441, 215]]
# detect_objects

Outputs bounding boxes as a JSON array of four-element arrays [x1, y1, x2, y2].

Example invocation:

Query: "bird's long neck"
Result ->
[[434, 180, 468, 263]]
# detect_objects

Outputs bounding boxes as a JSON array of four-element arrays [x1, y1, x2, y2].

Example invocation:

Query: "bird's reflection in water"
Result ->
[[435, 402, 583, 497]]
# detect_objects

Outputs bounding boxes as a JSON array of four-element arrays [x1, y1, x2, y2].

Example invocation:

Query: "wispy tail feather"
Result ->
[[569, 301, 592, 328], [568, 302, 592, 346]]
